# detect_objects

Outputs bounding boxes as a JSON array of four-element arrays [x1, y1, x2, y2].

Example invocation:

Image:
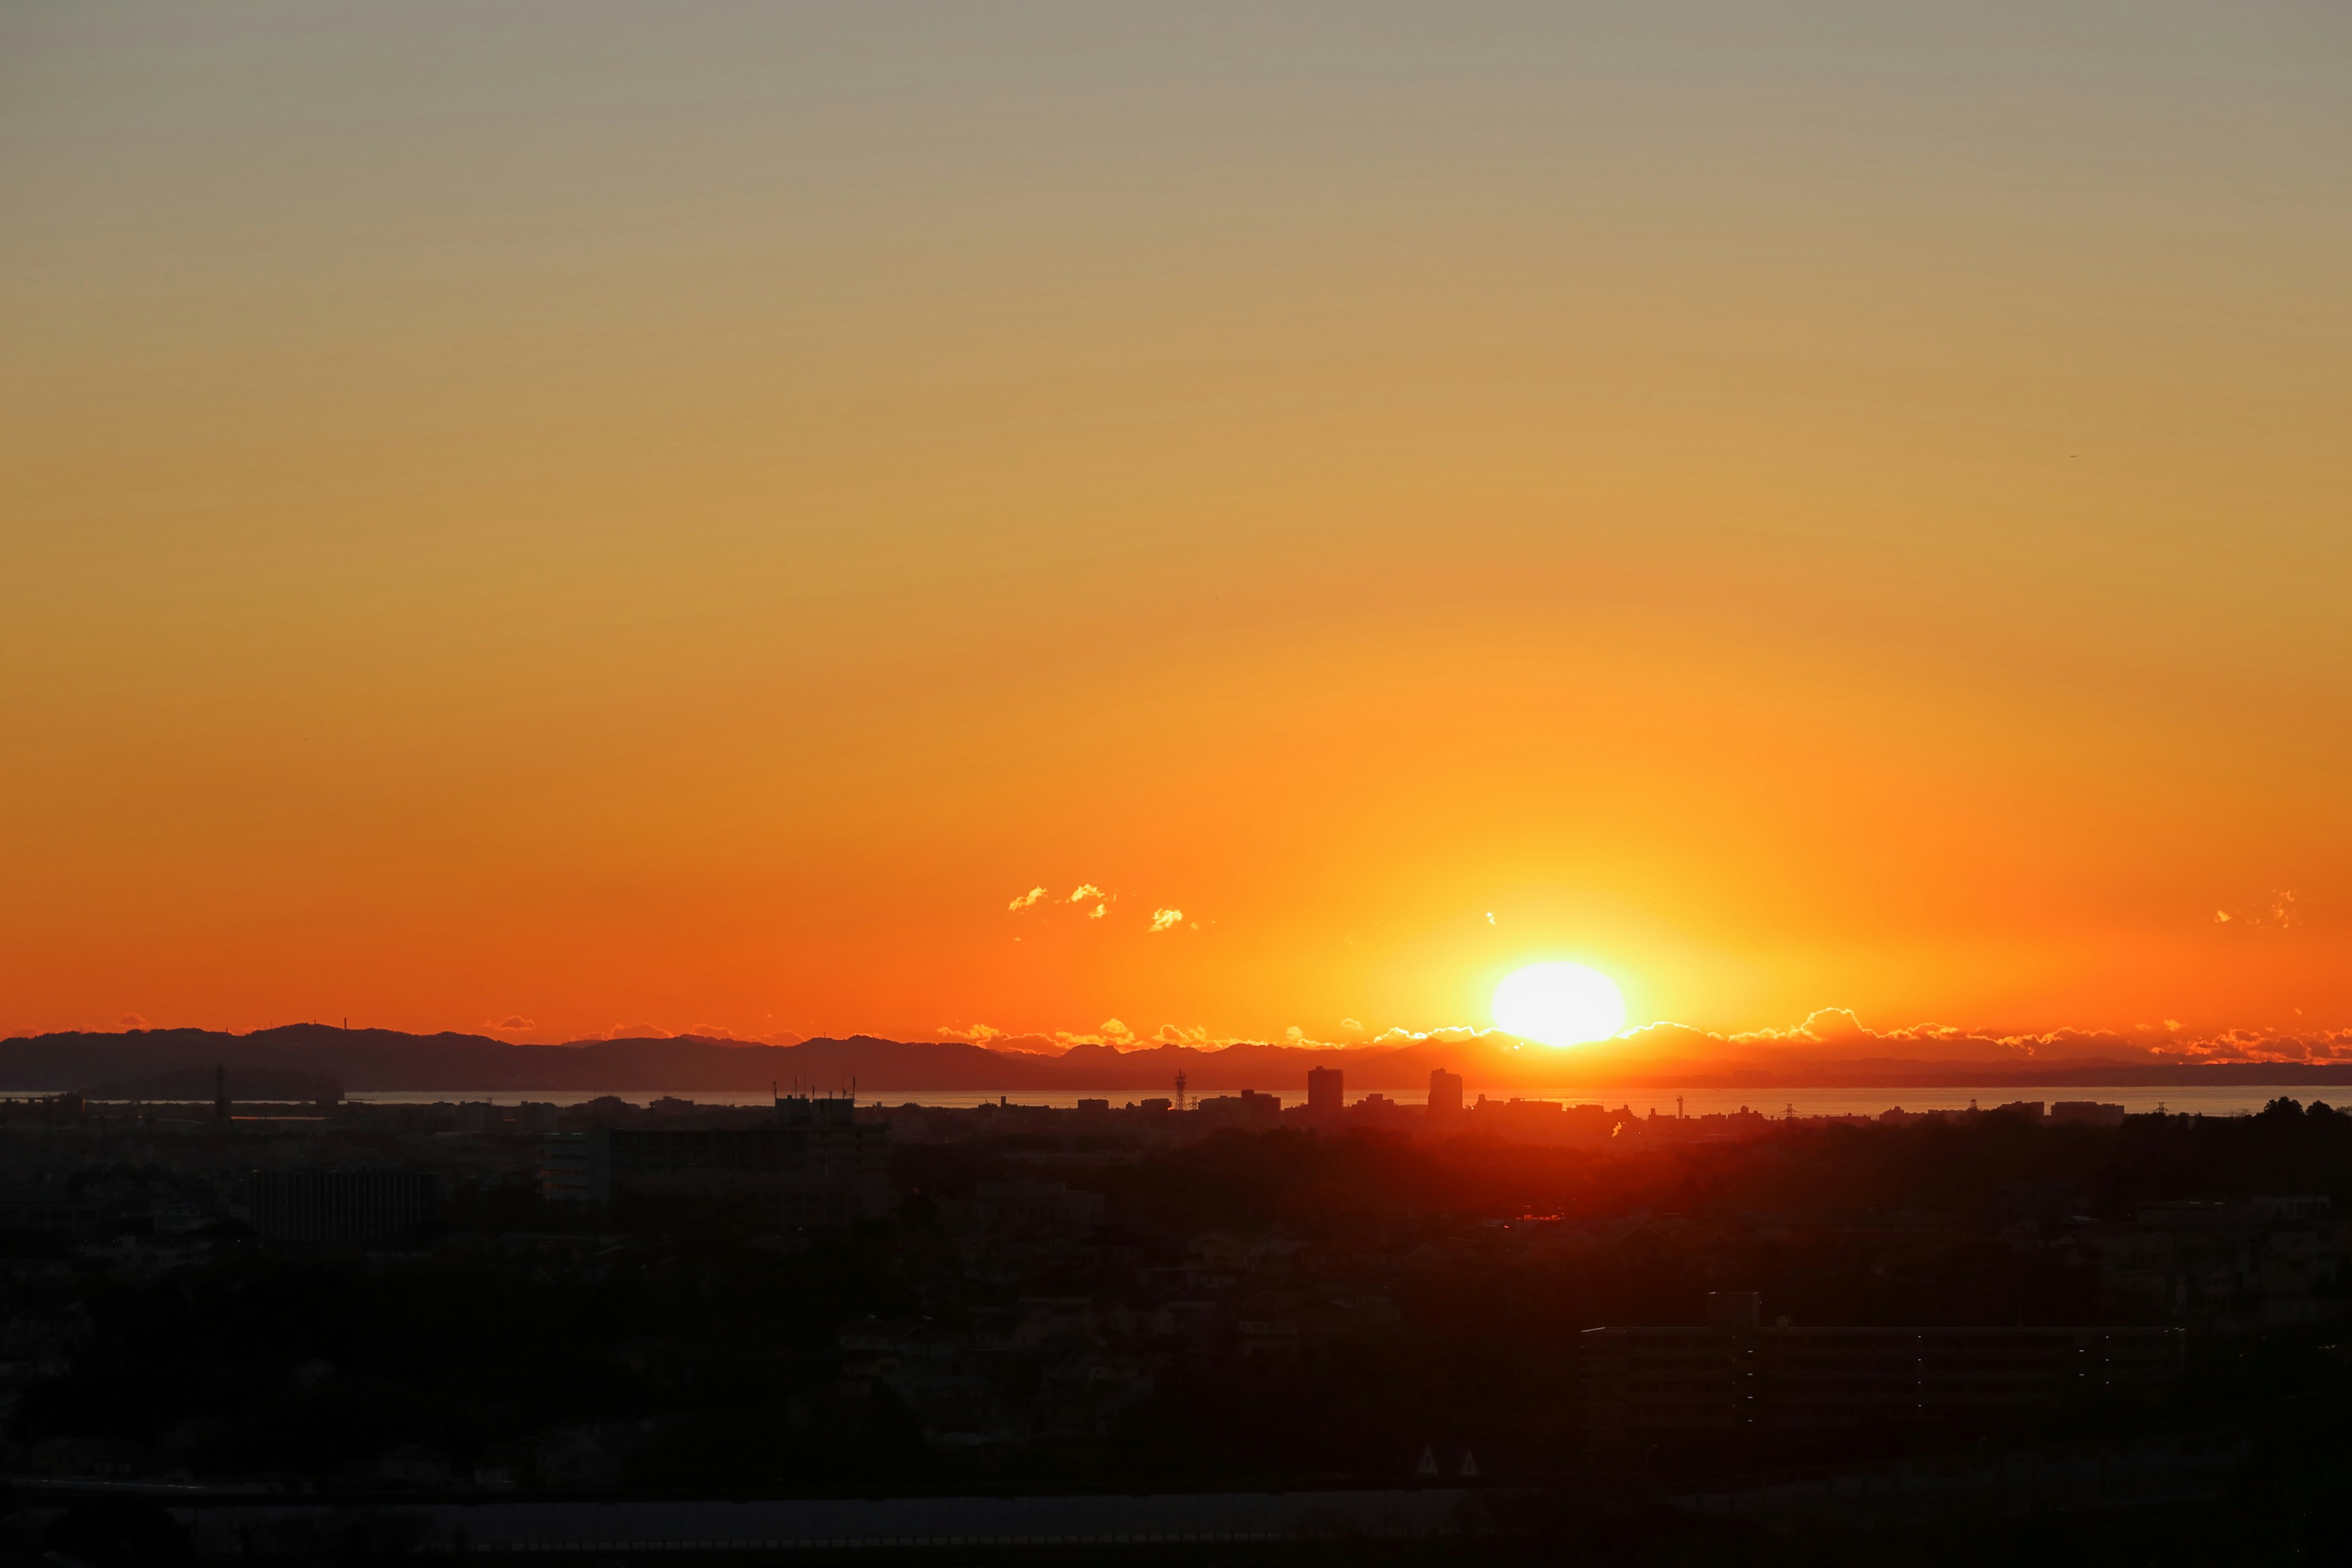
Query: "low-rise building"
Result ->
[[1583, 1292, 2184, 1447], [1194, 1090, 1282, 1131], [0, 1190, 102, 1237], [248, 1170, 437, 1244], [546, 1095, 888, 1224], [1469, 1096, 1618, 1147]]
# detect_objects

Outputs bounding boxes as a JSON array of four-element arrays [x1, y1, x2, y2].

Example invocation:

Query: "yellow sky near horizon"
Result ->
[[2, 2, 2348, 1049]]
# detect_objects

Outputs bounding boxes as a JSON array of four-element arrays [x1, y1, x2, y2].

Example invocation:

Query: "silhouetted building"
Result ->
[[567, 1095, 889, 1224], [1307, 1066, 1343, 1118], [1583, 1292, 2184, 1447], [1972, 1098, 2124, 1128], [1428, 1068, 1464, 1118], [249, 1170, 437, 1243], [1469, 1096, 1614, 1146], [1196, 1090, 1282, 1131], [0, 1093, 83, 1127]]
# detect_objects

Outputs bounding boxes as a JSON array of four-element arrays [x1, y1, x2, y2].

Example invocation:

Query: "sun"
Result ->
[[1492, 962, 1627, 1047]]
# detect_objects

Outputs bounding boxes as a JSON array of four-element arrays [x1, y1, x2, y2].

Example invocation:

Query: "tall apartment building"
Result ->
[[1427, 1068, 1464, 1119], [1306, 1066, 1344, 1118]]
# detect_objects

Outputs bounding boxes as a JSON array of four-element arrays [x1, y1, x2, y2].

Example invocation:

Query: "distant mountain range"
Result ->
[[1, 1024, 2347, 1096]]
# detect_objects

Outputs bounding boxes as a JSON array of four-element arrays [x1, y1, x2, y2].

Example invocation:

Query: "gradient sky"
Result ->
[[3, 2, 2348, 1050]]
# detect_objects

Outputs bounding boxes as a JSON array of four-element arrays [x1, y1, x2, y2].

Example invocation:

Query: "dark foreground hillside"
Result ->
[[7, 1101, 2352, 1561]]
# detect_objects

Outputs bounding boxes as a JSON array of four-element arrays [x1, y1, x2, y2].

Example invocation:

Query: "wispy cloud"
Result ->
[[119, 1013, 149, 1030], [1341, 1023, 1514, 1047], [2213, 888, 2301, 929], [1005, 881, 1193, 929], [1732, 1007, 1867, 1046]]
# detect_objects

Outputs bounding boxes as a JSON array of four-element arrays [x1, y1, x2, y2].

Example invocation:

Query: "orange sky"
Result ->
[[2, 3, 2348, 1053]]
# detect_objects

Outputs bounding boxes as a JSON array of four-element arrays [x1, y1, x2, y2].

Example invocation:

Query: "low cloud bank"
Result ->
[[546, 1007, 2352, 1072], [944, 1008, 2352, 1071], [1613, 1009, 2352, 1068]]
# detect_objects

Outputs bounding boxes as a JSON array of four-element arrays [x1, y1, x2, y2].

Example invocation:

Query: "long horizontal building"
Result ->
[[1584, 1292, 2184, 1447], [249, 1170, 438, 1244], [545, 1095, 888, 1226]]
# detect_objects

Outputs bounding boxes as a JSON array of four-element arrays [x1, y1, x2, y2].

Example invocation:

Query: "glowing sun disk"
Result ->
[[1492, 962, 1626, 1047]]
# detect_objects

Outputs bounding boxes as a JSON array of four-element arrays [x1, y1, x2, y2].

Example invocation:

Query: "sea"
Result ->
[[343, 1085, 2343, 1117]]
